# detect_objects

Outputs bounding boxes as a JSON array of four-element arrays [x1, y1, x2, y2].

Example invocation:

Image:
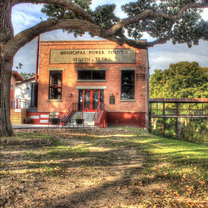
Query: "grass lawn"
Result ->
[[0, 127, 208, 208], [134, 130, 208, 207]]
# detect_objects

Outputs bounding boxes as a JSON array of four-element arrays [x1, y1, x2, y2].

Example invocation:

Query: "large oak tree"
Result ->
[[1, 0, 208, 136]]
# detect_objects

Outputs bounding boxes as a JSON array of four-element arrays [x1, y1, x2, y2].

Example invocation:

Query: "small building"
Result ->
[[29, 40, 149, 127], [10, 71, 24, 108], [15, 76, 35, 109], [10, 71, 27, 124]]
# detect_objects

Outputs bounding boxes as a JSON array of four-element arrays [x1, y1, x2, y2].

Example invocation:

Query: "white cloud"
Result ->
[[13, 39, 37, 74], [12, 3, 45, 34], [40, 30, 101, 41], [149, 40, 208, 74], [201, 8, 208, 20], [91, 0, 137, 18]]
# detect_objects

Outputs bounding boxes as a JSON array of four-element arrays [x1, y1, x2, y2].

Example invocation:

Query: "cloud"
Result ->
[[12, 3, 46, 34], [40, 30, 101, 41], [201, 8, 208, 20], [149, 40, 208, 74], [13, 38, 37, 74], [91, 0, 137, 18]]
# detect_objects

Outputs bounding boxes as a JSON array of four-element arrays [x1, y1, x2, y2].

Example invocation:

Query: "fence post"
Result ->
[[163, 102, 165, 117], [177, 103, 179, 117], [160, 124, 162, 137], [176, 117, 181, 138], [182, 130, 185, 141]]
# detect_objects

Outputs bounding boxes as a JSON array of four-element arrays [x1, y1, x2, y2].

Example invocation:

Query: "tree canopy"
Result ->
[[19, 72, 36, 80], [2, 0, 208, 62], [38, 0, 208, 48], [150, 61, 208, 98], [15, 63, 35, 79]]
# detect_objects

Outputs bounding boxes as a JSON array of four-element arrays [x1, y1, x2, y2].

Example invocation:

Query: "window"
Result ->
[[121, 71, 134, 100], [49, 71, 62, 99], [78, 70, 105, 80]]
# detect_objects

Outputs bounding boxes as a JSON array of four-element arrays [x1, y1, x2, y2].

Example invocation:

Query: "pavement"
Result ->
[[12, 124, 96, 129], [12, 124, 62, 129]]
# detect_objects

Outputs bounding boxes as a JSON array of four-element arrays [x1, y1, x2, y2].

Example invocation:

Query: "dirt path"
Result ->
[[0, 128, 145, 208]]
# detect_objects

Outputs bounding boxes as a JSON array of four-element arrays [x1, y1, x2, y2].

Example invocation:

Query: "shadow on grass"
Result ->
[[1, 128, 208, 208]]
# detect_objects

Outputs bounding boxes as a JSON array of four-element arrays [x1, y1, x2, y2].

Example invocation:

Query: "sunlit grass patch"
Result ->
[[137, 135, 208, 163], [33, 144, 90, 160], [136, 132, 208, 206]]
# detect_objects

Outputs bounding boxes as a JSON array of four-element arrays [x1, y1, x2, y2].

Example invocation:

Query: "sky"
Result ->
[[12, 0, 208, 75]]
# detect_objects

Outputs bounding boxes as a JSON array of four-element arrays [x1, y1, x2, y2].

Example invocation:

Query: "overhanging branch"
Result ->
[[3, 18, 103, 60], [13, 0, 94, 22], [108, 2, 208, 36], [4, 0, 208, 61]]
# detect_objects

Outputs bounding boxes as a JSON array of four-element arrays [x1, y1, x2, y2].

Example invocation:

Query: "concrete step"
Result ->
[[70, 112, 95, 126]]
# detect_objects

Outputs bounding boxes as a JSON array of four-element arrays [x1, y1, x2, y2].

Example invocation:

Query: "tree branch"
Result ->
[[145, 20, 162, 37], [13, 0, 94, 22], [4, 0, 208, 61], [3, 18, 103, 60], [108, 2, 208, 36], [106, 31, 181, 49]]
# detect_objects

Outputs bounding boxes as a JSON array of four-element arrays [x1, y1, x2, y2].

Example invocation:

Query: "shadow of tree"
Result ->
[[1, 128, 208, 208]]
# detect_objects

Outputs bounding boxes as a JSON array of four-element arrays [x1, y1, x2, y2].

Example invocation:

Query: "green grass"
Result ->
[[137, 135, 208, 168], [1, 132, 50, 139], [133, 131, 208, 206]]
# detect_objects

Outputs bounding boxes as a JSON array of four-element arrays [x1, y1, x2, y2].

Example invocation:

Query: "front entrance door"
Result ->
[[83, 90, 100, 112]]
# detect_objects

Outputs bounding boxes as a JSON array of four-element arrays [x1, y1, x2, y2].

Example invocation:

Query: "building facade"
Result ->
[[35, 40, 149, 127]]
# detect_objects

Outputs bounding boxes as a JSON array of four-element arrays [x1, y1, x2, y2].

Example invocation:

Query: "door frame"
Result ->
[[82, 90, 100, 112]]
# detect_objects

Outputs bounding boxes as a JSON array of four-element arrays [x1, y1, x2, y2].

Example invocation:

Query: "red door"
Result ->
[[83, 90, 100, 112]]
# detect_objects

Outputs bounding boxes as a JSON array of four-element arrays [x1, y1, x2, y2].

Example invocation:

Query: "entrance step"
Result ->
[[70, 112, 95, 127]]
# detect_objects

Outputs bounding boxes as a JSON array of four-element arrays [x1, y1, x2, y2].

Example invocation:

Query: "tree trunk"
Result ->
[[0, 60, 14, 137], [0, 1, 14, 136]]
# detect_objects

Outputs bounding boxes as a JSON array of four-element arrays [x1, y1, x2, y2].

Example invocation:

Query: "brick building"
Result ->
[[30, 40, 149, 127]]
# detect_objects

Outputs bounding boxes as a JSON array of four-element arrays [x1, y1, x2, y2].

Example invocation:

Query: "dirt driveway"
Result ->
[[0, 127, 149, 208]]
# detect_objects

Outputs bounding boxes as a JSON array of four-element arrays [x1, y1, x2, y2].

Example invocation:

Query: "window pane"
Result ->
[[121, 85, 134, 99], [78, 70, 105, 80], [122, 71, 134, 85], [49, 88, 62, 99], [84, 91, 90, 110], [100, 90, 104, 103], [121, 71, 134, 99], [79, 90, 83, 111], [93, 91, 99, 110], [49, 71, 62, 99], [50, 71, 62, 86], [92, 71, 105, 80], [78, 71, 91, 80]]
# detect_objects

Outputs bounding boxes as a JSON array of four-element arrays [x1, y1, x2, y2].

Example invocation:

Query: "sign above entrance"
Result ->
[[50, 49, 135, 64]]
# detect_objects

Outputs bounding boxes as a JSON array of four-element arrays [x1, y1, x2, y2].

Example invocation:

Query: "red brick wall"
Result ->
[[38, 40, 148, 117]]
